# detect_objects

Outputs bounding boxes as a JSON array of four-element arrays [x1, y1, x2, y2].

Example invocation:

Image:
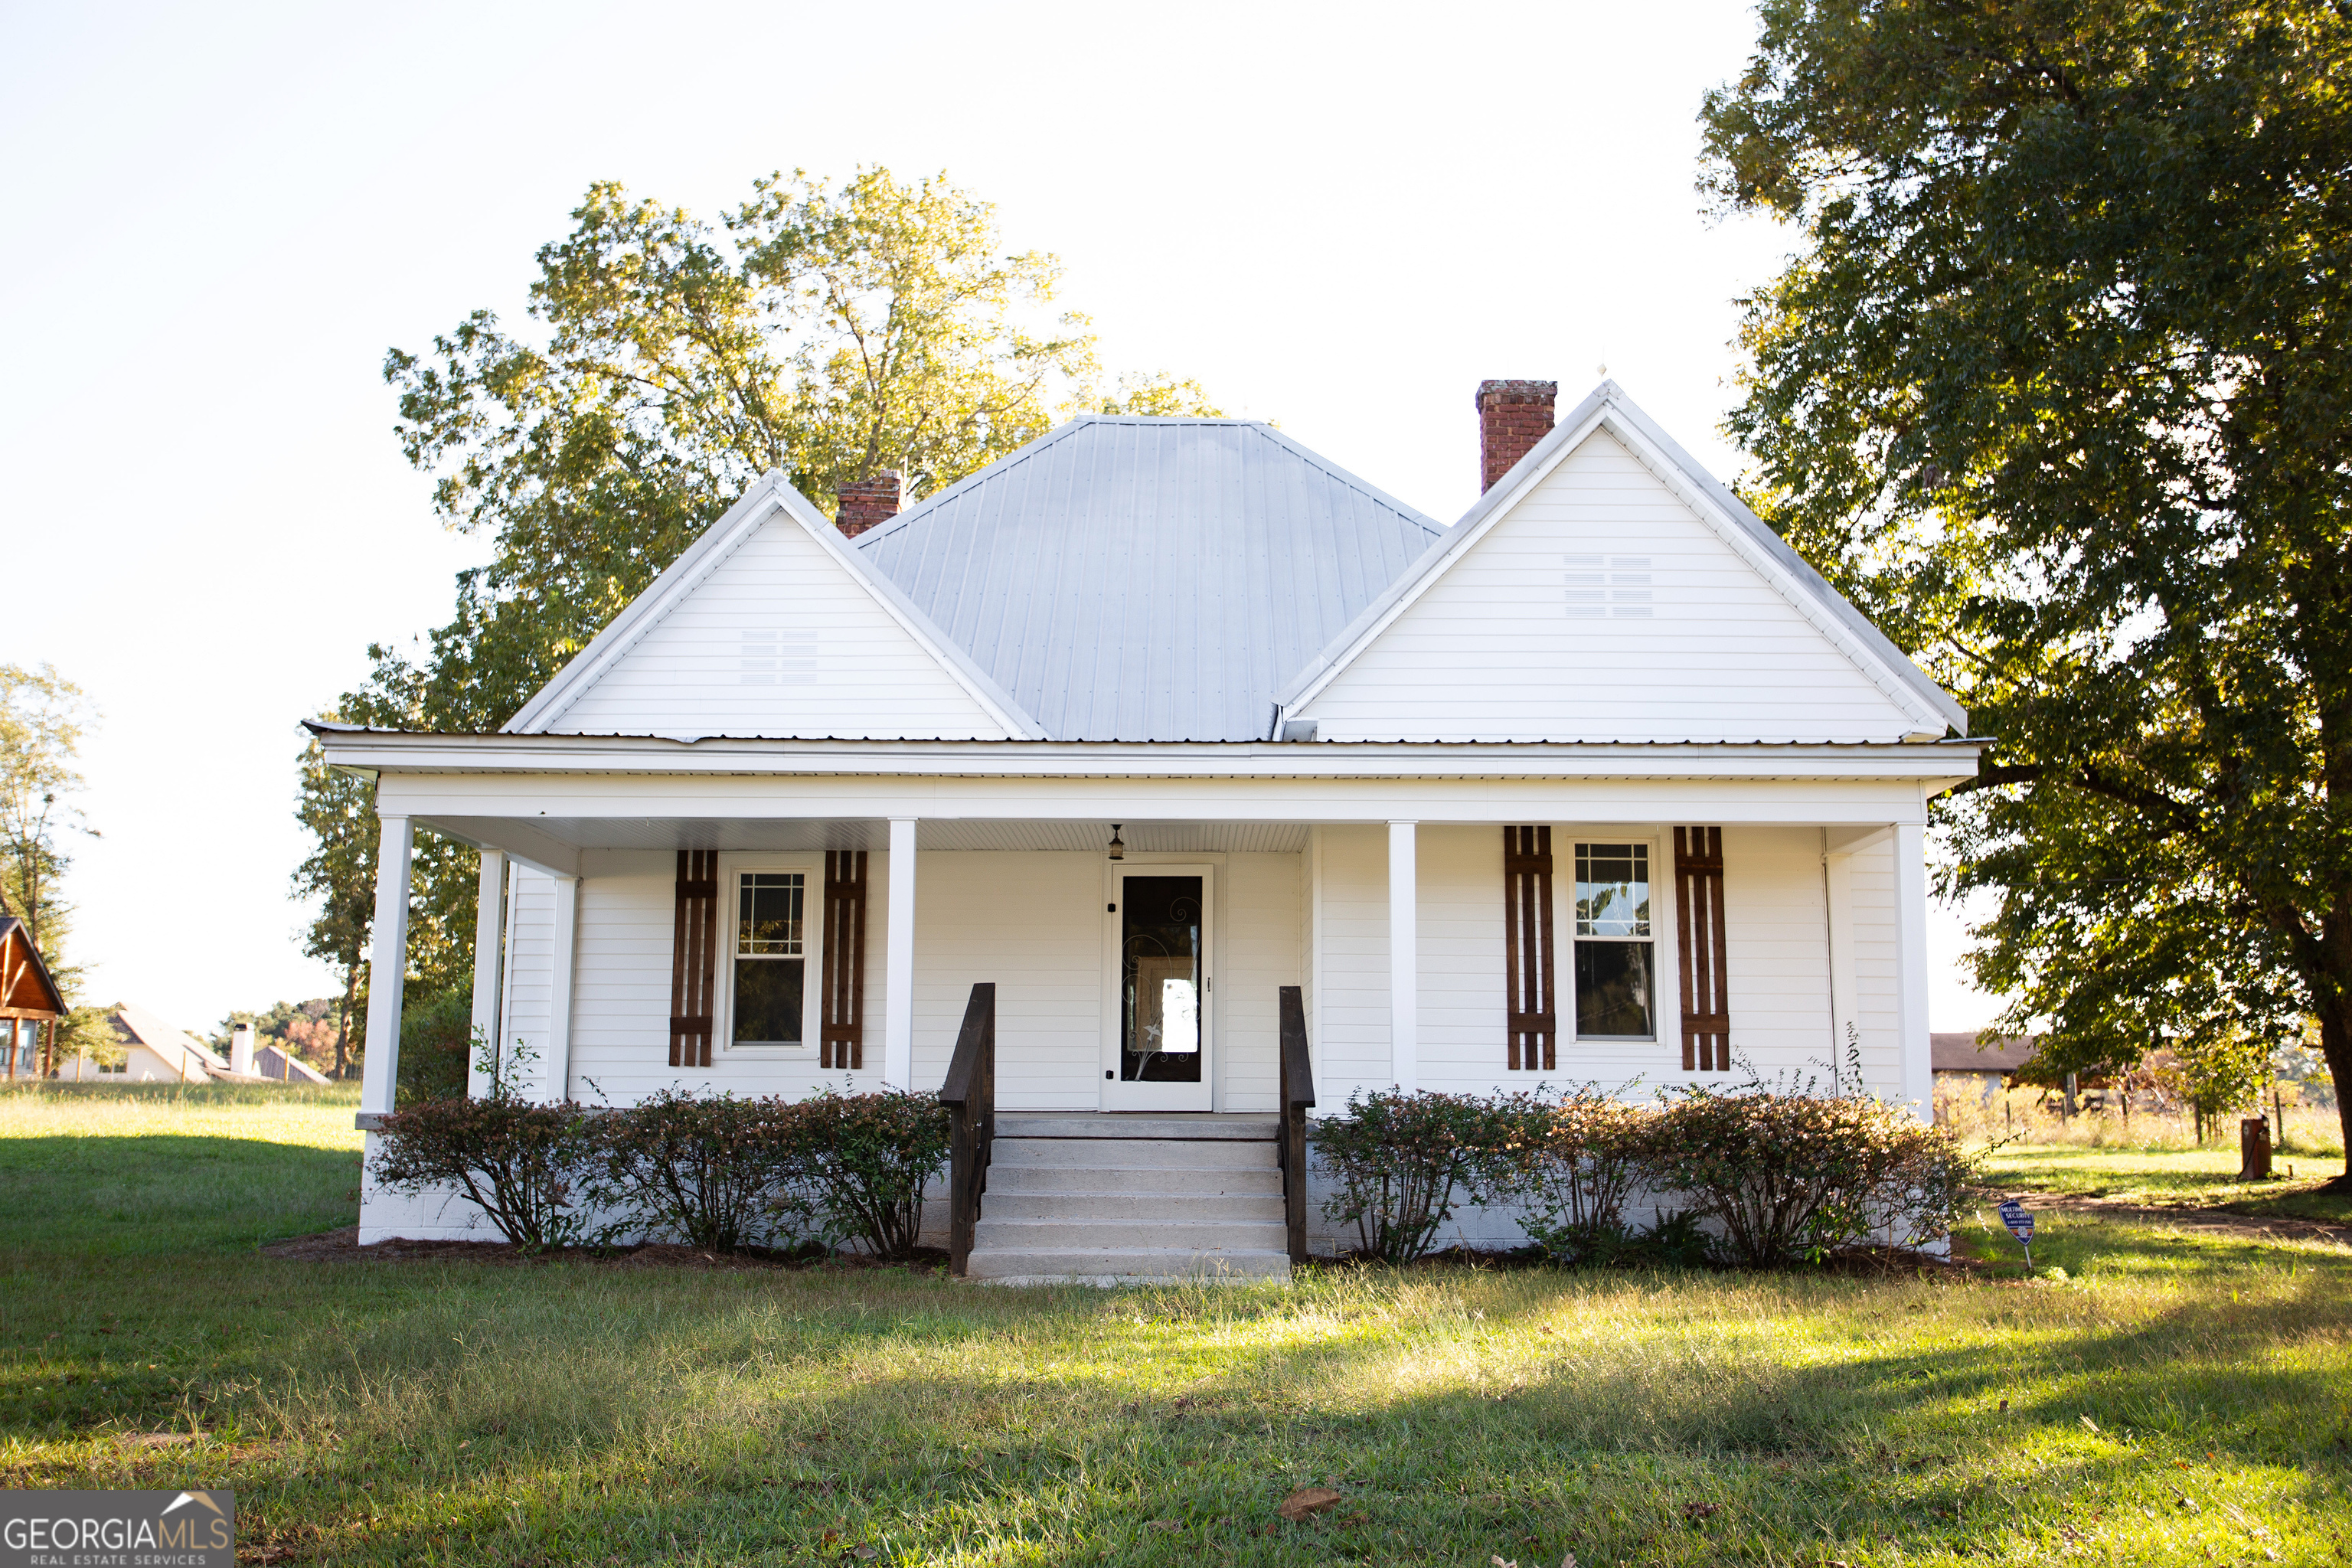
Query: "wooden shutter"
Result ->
[[820, 850, 869, 1069], [1502, 826, 1557, 1071], [1674, 826, 1730, 1072], [669, 850, 719, 1067]]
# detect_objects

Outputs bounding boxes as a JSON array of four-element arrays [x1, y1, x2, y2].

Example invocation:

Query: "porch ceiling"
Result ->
[[420, 815, 1311, 858]]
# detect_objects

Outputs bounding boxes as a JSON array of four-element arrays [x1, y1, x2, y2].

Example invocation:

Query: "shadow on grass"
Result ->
[[0, 1134, 361, 1259]]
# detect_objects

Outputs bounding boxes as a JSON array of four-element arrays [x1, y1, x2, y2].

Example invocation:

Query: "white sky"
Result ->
[[0, 0, 2001, 1036]]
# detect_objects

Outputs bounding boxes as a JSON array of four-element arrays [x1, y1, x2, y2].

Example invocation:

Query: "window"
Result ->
[[733, 871, 807, 1046], [1573, 842, 1655, 1038]]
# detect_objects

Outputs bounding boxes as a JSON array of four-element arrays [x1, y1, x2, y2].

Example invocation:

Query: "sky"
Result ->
[[0, 0, 2001, 1036]]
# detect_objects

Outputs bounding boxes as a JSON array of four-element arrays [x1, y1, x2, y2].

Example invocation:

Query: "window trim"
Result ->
[[1563, 832, 1671, 1046], [715, 853, 825, 1057]]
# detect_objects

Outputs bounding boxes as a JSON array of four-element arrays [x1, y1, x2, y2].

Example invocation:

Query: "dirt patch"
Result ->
[[258, 1226, 950, 1272], [1993, 1194, 2352, 1246]]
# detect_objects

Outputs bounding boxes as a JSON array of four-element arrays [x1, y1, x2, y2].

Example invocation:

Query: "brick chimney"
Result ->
[[1475, 380, 1557, 492], [835, 472, 904, 538]]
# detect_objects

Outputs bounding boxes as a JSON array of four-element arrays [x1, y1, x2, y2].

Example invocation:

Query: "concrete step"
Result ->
[[987, 1162, 1282, 1197], [984, 1191, 1287, 1223], [972, 1217, 1290, 1251], [997, 1115, 1277, 1142], [988, 1136, 1276, 1171], [965, 1246, 1292, 1283]]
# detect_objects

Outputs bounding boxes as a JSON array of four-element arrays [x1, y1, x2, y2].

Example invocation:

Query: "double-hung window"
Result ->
[[1573, 842, 1655, 1039], [733, 871, 808, 1047]]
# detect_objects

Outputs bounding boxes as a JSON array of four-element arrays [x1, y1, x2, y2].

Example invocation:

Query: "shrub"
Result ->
[[1646, 1090, 1973, 1266], [590, 1089, 801, 1252], [1312, 1089, 1516, 1263], [781, 1089, 952, 1260], [1500, 1087, 1653, 1264], [371, 1095, 599, 1249]]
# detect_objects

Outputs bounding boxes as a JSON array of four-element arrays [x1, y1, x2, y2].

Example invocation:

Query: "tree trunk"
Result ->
[[333, 959, 361, 1081], [2318, 1004, 2352, 1192]]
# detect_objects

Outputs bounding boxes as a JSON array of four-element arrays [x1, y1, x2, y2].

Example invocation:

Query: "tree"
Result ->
[[1700, 1, 2352, 1180], [0, 663, 114, 1070], [301, 167, 1223, 1039]]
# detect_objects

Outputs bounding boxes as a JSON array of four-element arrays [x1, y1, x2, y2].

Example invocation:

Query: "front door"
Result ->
[[1102, 865, 1214, 1111]]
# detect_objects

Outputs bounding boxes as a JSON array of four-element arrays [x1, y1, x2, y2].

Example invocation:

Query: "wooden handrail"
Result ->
[[1278, 985, 1315, 1265], [941, 982, 996, 1277]]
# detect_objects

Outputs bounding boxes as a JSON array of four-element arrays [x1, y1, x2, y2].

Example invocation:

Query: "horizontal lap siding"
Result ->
[[1315, 826, 1393, 1103], [1221, 852, 1302, 1112], [912, 853, 1101, 1109], [503, 868, 560, 1099], [1302, 433, 1918, 743], [556, 851, 893, 1101], [547, 518, 1010, 740], [1416, 827, 1513, 1096], [1717, 827, 1834, 1086], [1847, 838, 1904, 1100]]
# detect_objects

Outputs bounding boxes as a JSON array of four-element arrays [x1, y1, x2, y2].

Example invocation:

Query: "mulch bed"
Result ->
[[258, 1226, 951, 1272]]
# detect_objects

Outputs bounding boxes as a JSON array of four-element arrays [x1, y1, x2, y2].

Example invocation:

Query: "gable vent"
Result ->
[[1564, 555, 1653, 619], [740, 629, 818, 685]]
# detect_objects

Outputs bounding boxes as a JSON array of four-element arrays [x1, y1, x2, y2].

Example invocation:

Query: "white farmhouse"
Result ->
[[319, 379, 1980, 1276]]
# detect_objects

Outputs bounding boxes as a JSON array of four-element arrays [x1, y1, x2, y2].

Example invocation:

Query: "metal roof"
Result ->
[[852, 417, 1445, 741]]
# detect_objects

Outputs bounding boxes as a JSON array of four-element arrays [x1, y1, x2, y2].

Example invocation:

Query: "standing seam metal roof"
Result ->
[[853, 417, 1445, 741]]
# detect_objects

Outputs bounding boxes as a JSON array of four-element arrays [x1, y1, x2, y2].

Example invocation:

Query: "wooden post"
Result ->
[[2239, 1116, 2273, 1181], [358, 814, 414, 1122], [885, 818, 918, 1089]]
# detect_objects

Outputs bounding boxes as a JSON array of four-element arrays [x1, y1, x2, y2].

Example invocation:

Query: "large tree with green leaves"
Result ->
[[305, 166, 1222, 1021], [1, 664, 118, 1069], [1703, 0, 2352, 1177]]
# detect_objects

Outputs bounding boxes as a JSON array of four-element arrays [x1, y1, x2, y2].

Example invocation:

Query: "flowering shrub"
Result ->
[[779, 1089, 952, 1260], [370, 1096, 599, 1250], [1498, 1088, 1654, 1264], [590, 1089, 802, 1251], [1644, 1089, 1973, 1266], [1312, 1089, 1517, 1262]]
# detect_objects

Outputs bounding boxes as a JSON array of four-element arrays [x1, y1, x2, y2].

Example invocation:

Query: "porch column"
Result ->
[[466, 850, 507, 1097], [358, 814, 413, 1121], [1388, 819, 1418, 1093], [1893, 821, 1932, 1119], [884, 817, 917, 1088]]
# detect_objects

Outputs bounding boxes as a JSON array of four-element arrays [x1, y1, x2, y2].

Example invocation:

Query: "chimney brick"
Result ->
[[1475, 380, 1557, 492], [835, 472, 905, 538]]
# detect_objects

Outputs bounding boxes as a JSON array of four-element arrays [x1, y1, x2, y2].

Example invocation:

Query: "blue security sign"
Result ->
[[1998, 1199, 2034, 1243]]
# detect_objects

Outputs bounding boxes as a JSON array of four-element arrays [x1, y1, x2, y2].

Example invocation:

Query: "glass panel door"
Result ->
[[1105, 868, 1213, 1109], [1120, 875, 1203, 1082]]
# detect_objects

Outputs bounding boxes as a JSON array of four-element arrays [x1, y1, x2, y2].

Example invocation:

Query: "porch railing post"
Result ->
[[942, 982, 997, 1277], [1278, 985, 1316, 1266]]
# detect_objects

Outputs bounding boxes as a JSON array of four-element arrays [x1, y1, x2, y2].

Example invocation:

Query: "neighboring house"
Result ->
[[319, 377, 1984, 1274], [1930, 1031, 2038, 1104], [105, 1004, 230, 1082], [0, 915, 66, 1081], [253, 1041, 331, 1083]]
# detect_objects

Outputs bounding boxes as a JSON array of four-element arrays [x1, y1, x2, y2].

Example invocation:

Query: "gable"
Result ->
[[1293, 428, 1937, 743], [0, 921, 64, 1015], [516, 483, 1027, 741]]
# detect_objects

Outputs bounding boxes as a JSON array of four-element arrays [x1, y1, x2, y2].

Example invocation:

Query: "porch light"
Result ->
[[1107, 824, 1125, 861]]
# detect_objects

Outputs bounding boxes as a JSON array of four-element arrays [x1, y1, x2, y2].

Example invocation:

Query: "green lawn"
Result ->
[[5, 1085, 2352, 1566], [1978, 1138, 2352, 1226]]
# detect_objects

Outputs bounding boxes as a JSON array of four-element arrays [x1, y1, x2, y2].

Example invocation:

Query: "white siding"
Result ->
[[544, 513, 1012, 740], [1219, 852, 1301, 1112], [910, 853, 1102, 1109], [558, 851, 894, 1102], [501, 867, 560, 1098], [1298, 430, 1921, 743], [1845, 837, 1906, 1101]]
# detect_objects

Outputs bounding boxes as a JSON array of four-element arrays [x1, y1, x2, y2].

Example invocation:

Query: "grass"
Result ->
[[5, 1084, 2352, 1565]]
